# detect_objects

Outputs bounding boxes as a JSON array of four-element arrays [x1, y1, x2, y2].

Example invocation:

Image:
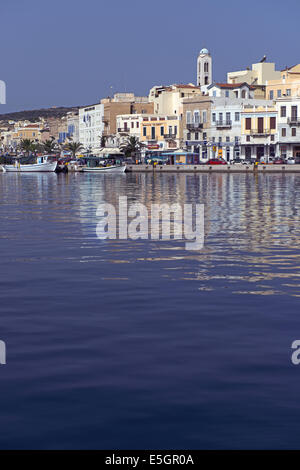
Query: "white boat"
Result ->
[[82, 165, 126, 173], [3, 156, 57, 173]]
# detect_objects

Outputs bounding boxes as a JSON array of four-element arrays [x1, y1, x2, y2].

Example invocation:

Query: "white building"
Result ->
[[79, 103, 104, 153], [276, 97, 300, 159]]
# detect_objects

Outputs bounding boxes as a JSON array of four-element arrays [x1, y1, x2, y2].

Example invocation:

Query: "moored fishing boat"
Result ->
[[82, 165, 126, 173], [2, 156, 57, 173]]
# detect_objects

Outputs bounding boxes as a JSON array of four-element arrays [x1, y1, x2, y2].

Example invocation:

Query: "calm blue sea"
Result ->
[[0, 172, 300, 449]]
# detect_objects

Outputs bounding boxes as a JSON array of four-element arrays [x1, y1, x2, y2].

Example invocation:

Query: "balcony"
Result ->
[[117, 128, 130, 133], [164, 133, 177, 139], [186, 123, 203, 131], [216, 120, 232, 128], [250, 129, 271, 136], [288, 117, 300, 126]]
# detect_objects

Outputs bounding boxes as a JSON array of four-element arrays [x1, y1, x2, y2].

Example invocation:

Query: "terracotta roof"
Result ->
[[213, 82, 255, 89], [172, 84, 200, 89]]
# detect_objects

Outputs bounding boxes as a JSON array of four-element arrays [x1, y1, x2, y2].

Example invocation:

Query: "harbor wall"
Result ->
[[125, 164, 300, 173]]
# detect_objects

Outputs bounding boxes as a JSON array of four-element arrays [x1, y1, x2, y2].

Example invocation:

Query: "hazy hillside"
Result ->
[[0, 106, 79, 123]]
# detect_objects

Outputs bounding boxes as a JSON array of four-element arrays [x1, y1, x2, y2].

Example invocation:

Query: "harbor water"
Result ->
[[0, 171, 300, 449]]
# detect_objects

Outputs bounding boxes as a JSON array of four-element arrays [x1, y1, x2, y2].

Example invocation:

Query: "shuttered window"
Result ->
[[245, 118, 252, 130], [270, 117, 276, 129]]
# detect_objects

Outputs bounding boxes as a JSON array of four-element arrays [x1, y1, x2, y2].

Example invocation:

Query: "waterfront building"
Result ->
[[183, 83, 273, 162], [276, 96, 300, 159], [241, 104, 277, 161], [101, 93, 153, 140], [227, 59, 281, 86], [149, 84, 202, 117], [66, 112, 79, 142], [266, 64, 300, 100], [182, 96, 212, 160], [140, 115, 181, 151], [197, 48, 213, 92], [79, 102, 104, 153]]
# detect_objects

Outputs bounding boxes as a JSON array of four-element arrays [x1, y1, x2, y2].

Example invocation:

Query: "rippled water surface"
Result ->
[[0, 172, 300, 449]]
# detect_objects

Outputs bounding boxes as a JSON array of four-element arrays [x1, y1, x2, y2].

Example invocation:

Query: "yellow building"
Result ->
[[241, 105, 277, 160], [266, 64, 300, 100], [140, 115, 181, 151]]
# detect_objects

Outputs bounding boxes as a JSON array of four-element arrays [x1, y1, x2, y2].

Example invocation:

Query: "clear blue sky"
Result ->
[[0, 0, 299, 113]]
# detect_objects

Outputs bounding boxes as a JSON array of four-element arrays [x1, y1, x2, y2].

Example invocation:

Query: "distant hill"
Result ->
[[0, 106, 79, 123]]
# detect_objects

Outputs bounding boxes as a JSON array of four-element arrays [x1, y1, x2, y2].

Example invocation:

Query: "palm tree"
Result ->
[[43, 137, 56, 154], [120, 136, 143, 161], [65, 142, 83, 160], [20, 139, 33, 156]]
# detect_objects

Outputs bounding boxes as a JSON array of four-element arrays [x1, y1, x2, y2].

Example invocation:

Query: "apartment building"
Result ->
[[266, 64, 300, 100], [241, 105, 277, 161], [79, 103, 104, 153], [276, 97, 300, 159], [140, 115, 181, 151]]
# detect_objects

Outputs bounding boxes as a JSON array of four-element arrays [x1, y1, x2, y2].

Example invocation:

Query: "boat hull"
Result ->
[[82, 165, 126, 173], [3, 162, 57, 172]]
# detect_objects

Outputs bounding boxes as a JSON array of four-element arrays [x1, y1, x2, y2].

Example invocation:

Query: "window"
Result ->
[[241, 90, 246, 99], [281, 106, 286, 117], [292, 106, 298, 119], [187, 133, 191, 140], [195, 132, 199, 140], [131, 122, 134, 128], [286, 89, 291, 96], [226, 136, 230, 142], [194, 111, 200, 124], [168, 126, 172, 135], [270, 117, 276, 129], [203, 132, 207, 140], [174, 126, 177, 136], [212, 113, 216, 122], [203, 111, 207, 123], [219, 137, 222, 143], [235, 112, 240, 121], [282, 128, 286, 137], [226, 112, 231, 124], [212, 137, 215, 143], [136, 122, 139, 128], [245, 118, 252, 130], [246, 136, 250, 142], [204, 62, 209, 73], [277, 89, 281, 98], [292, 128, 296, 137], [143, 127, 147, 137], [186, 111, 191, 124], [225, 90, 229, 98], [218, 113, 223, 123], [160, 126, 164, 136], [151, 127, 156, 140], [269, 90, 274, 100]]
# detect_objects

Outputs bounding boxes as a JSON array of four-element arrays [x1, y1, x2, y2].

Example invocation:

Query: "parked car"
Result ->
[[287, 157, 295, 164], [273, 158, 286, 164], [206, 158, 227, 165]]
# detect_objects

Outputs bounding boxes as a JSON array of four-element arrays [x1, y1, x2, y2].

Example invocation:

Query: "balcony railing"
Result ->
[[186, 123, 203, 131], [216, 120, 232, 128], [164, 133, 177, 139], [250, 129, 271, 136], [288, 117, 300, 126], [117, 128, 130, 133]]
